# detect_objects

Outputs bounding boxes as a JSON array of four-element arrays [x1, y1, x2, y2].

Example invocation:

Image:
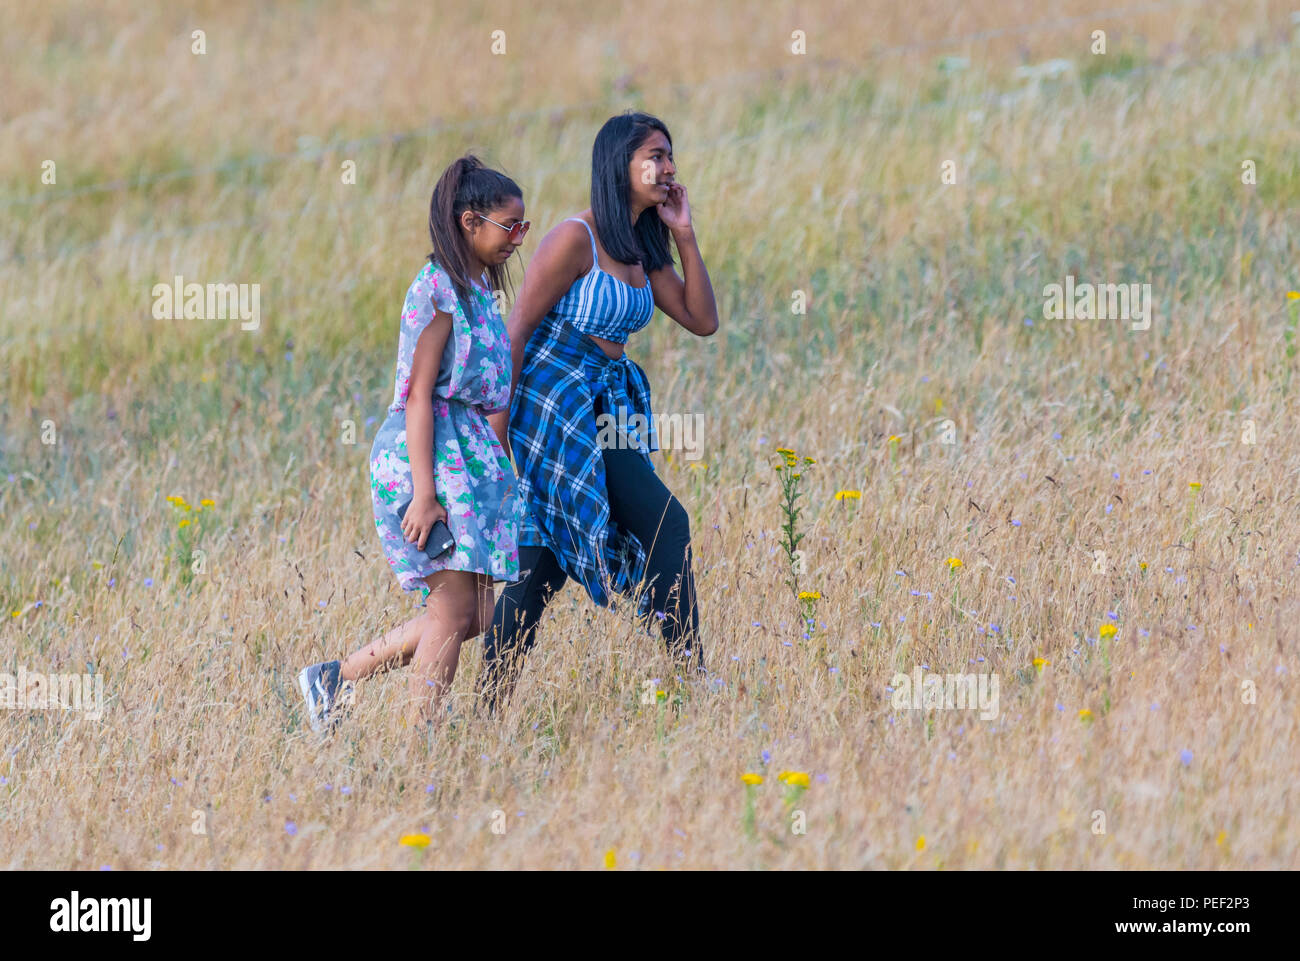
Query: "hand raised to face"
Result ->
[[656, 182, 691, 230]]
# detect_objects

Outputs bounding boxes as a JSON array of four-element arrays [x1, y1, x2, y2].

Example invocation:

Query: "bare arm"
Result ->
[[400, 305, 452, 550], [487, 220, 590, 454], [647, 184, 719, 336]]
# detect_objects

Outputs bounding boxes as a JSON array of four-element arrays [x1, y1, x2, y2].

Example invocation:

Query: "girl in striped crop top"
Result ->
[[480, 111, 720, 712]]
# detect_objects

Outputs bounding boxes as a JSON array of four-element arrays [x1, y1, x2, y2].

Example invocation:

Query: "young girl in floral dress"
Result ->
[[298, 155, 530, 733]]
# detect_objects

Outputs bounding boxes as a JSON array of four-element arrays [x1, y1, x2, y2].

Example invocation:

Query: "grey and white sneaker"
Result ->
[[298, 659, 342, 734]]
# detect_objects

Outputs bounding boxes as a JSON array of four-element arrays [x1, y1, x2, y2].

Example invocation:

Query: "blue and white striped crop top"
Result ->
[[545, 217, 654, 345]]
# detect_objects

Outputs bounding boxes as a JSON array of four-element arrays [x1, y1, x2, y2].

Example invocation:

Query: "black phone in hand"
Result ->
[[396, 499, 456, 559]]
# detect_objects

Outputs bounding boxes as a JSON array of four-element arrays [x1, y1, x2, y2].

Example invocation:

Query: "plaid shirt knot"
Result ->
[[511, 314, 657, 612]]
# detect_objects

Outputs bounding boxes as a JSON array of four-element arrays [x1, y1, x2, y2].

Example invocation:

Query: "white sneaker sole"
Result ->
[[297, 668, 325, 734]]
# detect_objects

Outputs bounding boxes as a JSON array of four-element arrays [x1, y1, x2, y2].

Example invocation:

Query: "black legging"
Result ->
[[479, 435, 703, 712]]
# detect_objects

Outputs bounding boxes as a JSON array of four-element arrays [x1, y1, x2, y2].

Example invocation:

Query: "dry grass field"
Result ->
[[2, 0, 1299, 869]]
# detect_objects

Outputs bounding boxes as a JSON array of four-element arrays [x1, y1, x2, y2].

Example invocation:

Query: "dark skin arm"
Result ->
[[400, 304, 452, 550], [648, 183, 719, 336]]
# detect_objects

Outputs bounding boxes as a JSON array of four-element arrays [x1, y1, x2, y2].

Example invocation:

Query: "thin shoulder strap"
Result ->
[[565, 217, 599, 272]]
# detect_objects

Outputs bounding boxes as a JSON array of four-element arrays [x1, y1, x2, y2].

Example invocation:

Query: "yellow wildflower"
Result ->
[[888, 435, 902, 444], [200, 498, 215, 508], [775, 447, 794, 455], [1139, 562, 1148, 571], [399, 833, 431, 849], [946, 557, 963, 570], [916, 835, 926, 851], [1188, 482, 1202, 491], [1216, 830, 1227, 846], [604, 848, 617, 869], [798, 590, 821, 601], [1288, 291, 1300, 301], [835, 490, 862, 501], [778, 771, 811, 788], [1099, 624, 1117, 638], [741, 773, 763, 786], [803, 456, 815, 465], [1032, 657, 1049, 671], [1078, 708, 1093, 720], [178, 519, 190, 529]]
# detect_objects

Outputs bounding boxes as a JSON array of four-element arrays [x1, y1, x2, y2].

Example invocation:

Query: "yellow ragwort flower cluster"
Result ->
[[166, 495, 216, 512], [166, 495, 215, 527], [774, 447, 815, 468]]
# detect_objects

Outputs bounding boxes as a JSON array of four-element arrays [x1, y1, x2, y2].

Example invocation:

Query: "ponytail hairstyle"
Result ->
[[427, 155, 522, 315], [590, 111, 675, 274]]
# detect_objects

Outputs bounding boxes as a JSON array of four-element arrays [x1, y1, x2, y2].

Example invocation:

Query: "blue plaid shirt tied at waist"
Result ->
[[510, 314, 658, 610]]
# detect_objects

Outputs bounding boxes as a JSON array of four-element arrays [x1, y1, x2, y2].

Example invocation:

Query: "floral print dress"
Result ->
[[370, 261, 524, 600]]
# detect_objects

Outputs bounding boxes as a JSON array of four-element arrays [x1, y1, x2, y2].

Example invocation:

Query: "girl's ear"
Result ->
[[459, 209, 478, 234]]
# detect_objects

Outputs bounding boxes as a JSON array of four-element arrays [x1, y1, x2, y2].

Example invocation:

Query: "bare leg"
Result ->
[[465, 573, 496, 639], [407, 570, 477, 728], [339, 613, 426, 683], [340, 573, 496, 683]]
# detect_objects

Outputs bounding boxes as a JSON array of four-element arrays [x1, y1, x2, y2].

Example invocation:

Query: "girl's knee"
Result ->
[[419, 597, 476, 641]]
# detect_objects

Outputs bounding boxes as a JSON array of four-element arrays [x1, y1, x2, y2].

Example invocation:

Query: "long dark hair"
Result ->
[[427, 155, 521, 314], [590, 112, 675, 273]]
